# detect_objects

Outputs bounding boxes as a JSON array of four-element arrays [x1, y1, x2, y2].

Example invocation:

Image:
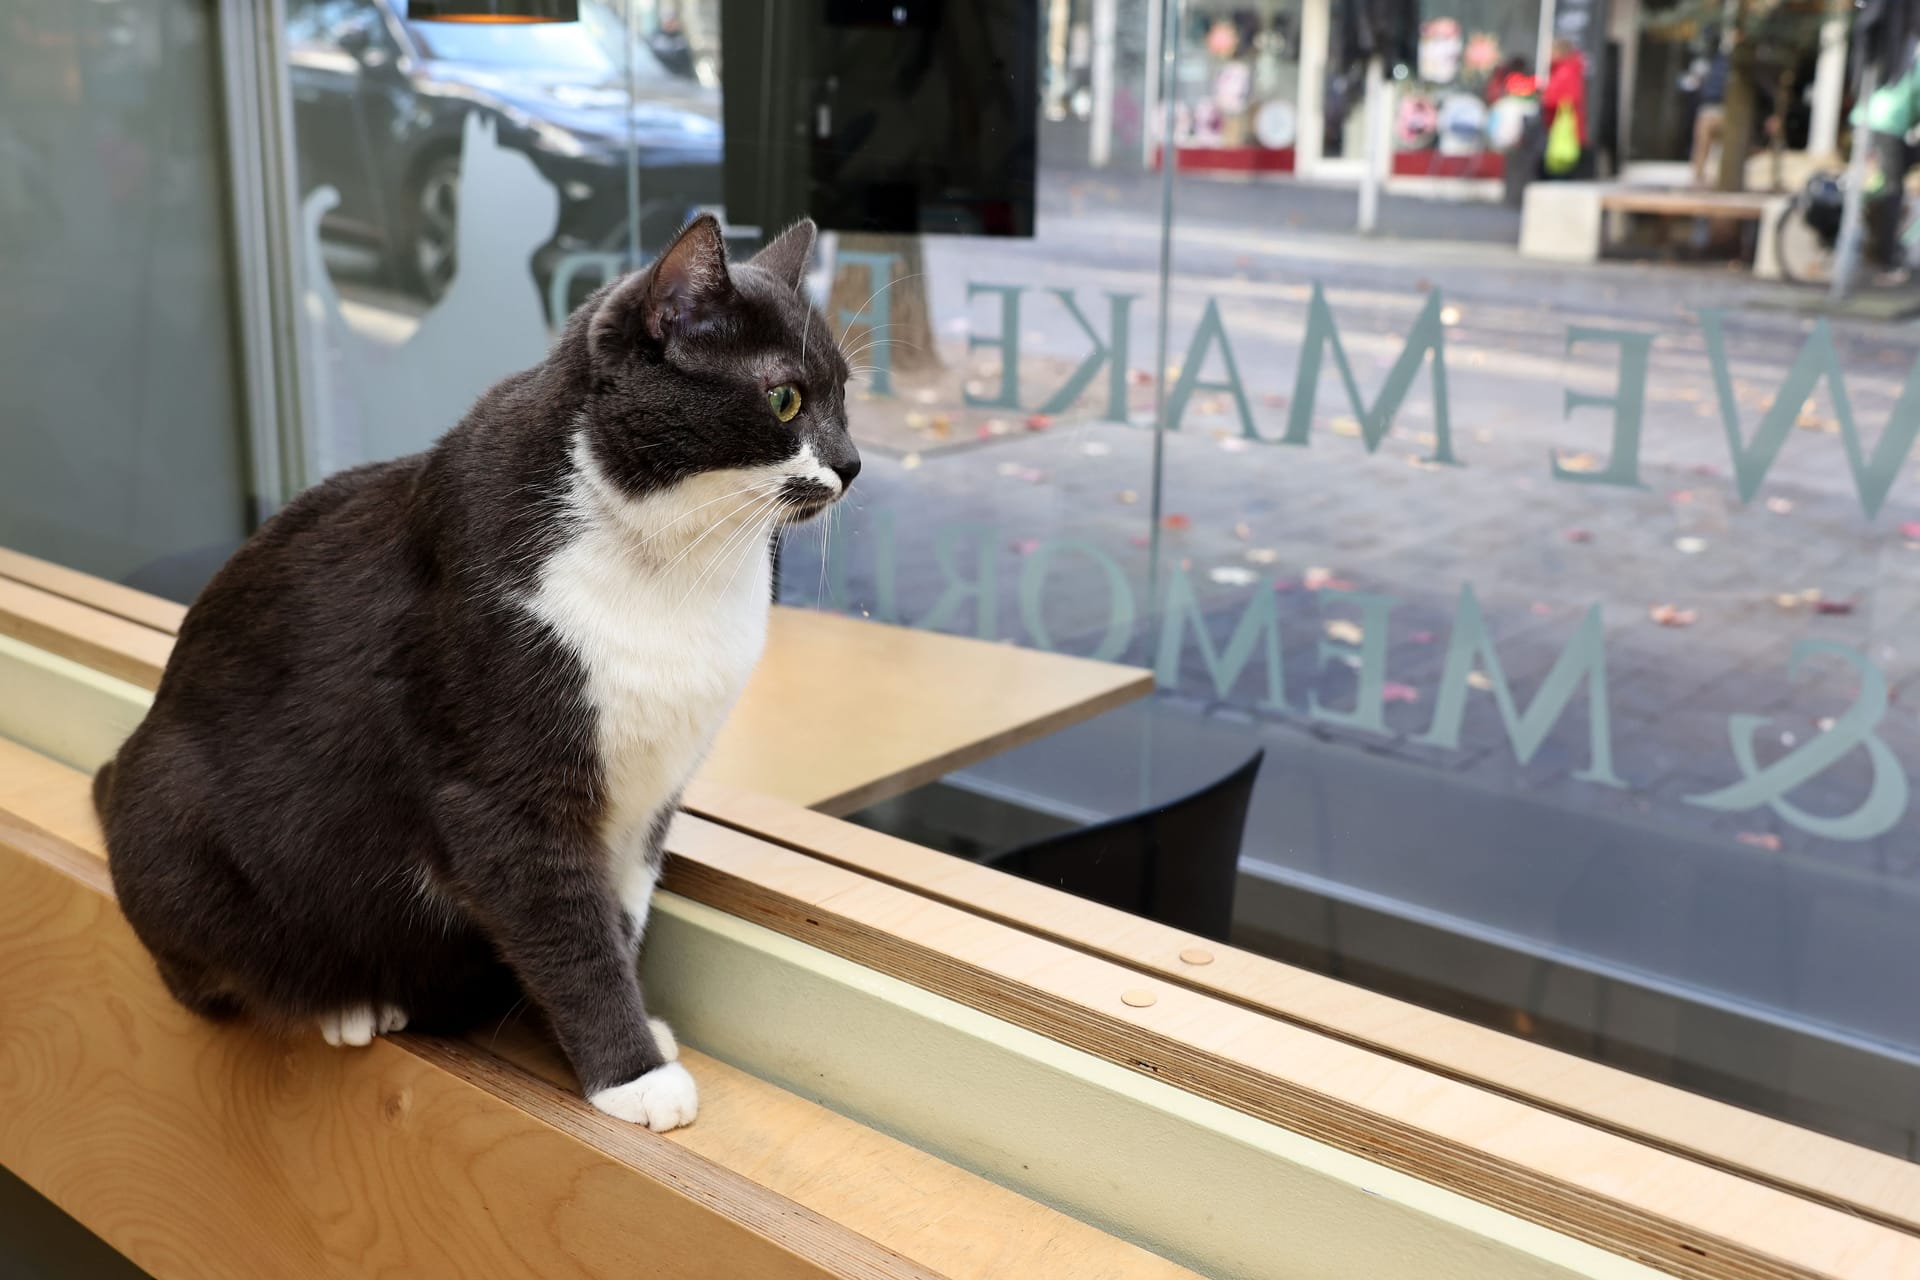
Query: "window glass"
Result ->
[[8, 0, 1918, 1171], [0, 0, 250, 601]]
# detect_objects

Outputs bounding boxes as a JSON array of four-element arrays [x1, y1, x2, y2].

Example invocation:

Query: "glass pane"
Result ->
[[289, 0, 725, 474], [774, 0, 1920, 1162], [0, 0, 251, 601]]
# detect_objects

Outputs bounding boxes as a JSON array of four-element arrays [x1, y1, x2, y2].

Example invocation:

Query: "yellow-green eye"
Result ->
[[768, 384, 802, 422]]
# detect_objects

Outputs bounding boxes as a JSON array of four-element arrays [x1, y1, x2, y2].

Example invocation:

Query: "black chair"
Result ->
[[982, 750, 1264, 941]]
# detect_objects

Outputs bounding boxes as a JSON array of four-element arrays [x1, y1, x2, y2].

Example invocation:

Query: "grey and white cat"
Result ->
[[94, 216, 856, 1131]]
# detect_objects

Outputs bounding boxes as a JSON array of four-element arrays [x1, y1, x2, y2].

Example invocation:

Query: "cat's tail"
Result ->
[[91, 756, 117, 821]]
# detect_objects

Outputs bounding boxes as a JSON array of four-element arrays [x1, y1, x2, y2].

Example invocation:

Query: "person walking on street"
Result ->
[[1689, 50, 1729, 185], [1540, 38, 1590, 179]]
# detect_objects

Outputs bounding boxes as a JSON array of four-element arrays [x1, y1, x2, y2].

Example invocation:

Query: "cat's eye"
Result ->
[[768, 384, 802, 423]]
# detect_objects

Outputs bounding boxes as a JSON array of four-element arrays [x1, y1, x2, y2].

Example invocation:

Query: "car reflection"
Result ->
[[287, 0, 721, 305]]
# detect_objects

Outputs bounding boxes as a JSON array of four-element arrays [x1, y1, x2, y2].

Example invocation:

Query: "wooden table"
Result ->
[[703, 608, 1154, 815], [0, 549, 1153, 818]]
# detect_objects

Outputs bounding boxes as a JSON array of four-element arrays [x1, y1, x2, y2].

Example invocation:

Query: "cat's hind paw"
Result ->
[[589, 1062, 698, 1132], [318, 1004, 408, 1047]]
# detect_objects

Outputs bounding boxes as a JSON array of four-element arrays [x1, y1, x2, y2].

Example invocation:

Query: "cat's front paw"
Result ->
[[589, 1061, 698, 1132]]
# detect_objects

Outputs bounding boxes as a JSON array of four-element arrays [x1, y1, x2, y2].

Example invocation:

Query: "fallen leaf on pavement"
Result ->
[[1024, 414, 1052, 432], [1161, 513, 1192, 531], [1556, 451, 1601, 473], [1331, 416, 1362, 438], [1766, 497, 1794, 514], [1245, 547, 1280, 564], [1383, 682, 1421, 704], [1649, 603, 1698, 627], [1564, 528, 1594, 543], [1814, 598, 1855, 615], [1233, 522, 1253, 540], [1467, 671, 1494, 691], [1737, 832, 1783, 851], [1117, 489, 1140, 504], [1011, 539, 1041, 555], [1324, 619, 1364, 645]]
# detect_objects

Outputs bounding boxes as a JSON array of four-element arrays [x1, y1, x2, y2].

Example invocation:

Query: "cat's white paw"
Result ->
[[318, 1004, 407, 1047], [647, 1016, 679, 1062], [590, 1061, 698, 1132]]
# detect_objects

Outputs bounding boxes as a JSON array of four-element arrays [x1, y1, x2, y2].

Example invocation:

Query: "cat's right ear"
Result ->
[[589, 215, 733, 362]]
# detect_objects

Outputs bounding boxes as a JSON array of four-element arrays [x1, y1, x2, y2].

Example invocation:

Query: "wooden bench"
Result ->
[[1520, 182, 1790, 270]]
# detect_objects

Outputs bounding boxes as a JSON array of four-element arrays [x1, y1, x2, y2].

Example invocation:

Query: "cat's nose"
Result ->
[[832, 456, 861, 490]]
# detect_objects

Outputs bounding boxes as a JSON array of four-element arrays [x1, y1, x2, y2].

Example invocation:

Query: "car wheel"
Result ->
[[400, 155, 461, 303]]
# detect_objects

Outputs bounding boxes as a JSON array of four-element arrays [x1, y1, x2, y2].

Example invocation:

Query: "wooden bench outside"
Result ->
[[1597, 189, 1775, 221], [1521, 182, 1791, 271]]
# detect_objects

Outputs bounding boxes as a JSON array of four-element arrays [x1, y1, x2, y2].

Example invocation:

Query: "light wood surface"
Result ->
[[0, 577, 170, 692], [0, 741, 1199, 1280], [697, 607, 1151, 813], [0, 811, 898, 1280], [1599, 190, 1774, 218], [0, 548, 189, 634], [652, 812, 1920, 1280], [0, 553, 1153, 814], [686, 781, 1920, 1239], [12, 569, 1913, 1243], [11, 556, 1920, 1278]]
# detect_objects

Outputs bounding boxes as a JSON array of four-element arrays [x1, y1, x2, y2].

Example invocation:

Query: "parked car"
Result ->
[[287, 0, 722, 303]]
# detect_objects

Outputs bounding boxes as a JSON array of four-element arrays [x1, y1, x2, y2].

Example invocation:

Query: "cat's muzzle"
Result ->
[[778, 476, 840, 523]]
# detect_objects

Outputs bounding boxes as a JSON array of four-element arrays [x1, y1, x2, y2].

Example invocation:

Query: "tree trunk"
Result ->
[[827, 234, 943, 394], [1717, 36, 1758, 191], [1769, 66, 1794, 191]]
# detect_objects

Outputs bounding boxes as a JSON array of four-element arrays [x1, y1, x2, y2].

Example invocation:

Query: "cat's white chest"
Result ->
[[527, 515, 771, 862]]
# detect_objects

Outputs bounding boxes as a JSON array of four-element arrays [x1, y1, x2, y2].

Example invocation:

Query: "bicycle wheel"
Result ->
[[1774, 200, 1835, 285]]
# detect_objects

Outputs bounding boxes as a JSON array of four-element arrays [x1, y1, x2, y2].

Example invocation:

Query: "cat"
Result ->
[[92, 215, 855, 1132]]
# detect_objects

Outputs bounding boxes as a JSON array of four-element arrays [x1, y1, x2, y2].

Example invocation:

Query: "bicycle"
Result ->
[[1773, 167, 1920, 285]]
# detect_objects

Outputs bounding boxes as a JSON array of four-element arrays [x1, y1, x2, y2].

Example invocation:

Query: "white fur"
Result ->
[[621, 861, 660, 949], [648, 1016, 679, 1061], [590, 1060, 698, 1131], [525, 437, 829, 968], [528, 436, 798, 868]]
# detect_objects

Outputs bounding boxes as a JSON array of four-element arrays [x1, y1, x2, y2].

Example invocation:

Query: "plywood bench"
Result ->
[[1520, 182, 1789, 269]]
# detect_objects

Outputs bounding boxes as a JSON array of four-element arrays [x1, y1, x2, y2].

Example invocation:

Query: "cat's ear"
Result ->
[[748, 219, 817, 290], [590, 215, 732, 360]]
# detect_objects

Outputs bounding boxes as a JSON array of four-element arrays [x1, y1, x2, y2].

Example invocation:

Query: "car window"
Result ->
[[287, 0, 392, 55]]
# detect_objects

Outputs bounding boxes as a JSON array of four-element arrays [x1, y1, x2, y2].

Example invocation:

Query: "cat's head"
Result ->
[[573, 216, 856, 529]]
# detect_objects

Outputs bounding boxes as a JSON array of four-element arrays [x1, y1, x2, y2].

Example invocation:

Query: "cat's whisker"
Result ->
[[815, 509, 832, 609], [837, 273, 924, 347], [651, 485, 781, 579], [635, 480, 782, 548], [672, 490, 786, 612]]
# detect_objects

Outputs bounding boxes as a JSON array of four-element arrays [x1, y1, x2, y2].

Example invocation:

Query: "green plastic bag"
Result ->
[[1545, 103, 1581, 176]]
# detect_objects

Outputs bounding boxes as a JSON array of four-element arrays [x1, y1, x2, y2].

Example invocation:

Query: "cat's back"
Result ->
[[168, 454, 430, 680]]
